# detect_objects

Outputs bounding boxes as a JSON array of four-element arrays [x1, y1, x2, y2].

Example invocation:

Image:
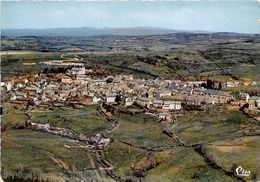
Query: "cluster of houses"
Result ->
[[1, 64, 260, 112], [225, 81, 257, 88], [135, 97, 181, 110]]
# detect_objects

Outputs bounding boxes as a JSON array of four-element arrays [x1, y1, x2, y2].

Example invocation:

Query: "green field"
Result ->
[[1, 103, 28, 130], [106, 112, 175, 148], [232, 64, 260, 82], [30, 105, 110, 136], [174, 106, 260, 146], [1, 130, 99, 182], [145, 148, 236, 182], [1, 51, 61, 78], [205, 136, 260, 181], [105, 141, 147, 177]]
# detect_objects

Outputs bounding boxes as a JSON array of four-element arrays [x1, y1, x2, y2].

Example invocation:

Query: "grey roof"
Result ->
[[204, 89, 227, 96]]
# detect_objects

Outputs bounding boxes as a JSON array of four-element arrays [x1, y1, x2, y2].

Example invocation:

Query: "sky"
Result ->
[[1, 1, 260, 33]]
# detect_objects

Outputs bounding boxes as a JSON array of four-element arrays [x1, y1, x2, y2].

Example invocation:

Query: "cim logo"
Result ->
[[236, 166, 251, 177]]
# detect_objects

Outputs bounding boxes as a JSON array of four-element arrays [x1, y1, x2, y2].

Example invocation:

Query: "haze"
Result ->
[[1, 1, 260, 33]]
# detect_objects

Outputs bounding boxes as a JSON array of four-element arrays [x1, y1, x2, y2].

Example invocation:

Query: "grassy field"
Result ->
[[205, 136, 260, 181], [232, 64, 260, 82], [30, 105, 110, 136], [1, 51, 61, 78], [1, 103, 28, 130], [145, 148, 236, 182], [106, 112, 175, 148], [1, 130, 98, 182], [105, 141, 147, 177], [174, 106, 260, 146]]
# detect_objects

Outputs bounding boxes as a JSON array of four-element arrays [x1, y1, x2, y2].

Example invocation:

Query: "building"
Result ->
[[135, 96, 151, 107], [61, 76, 73, 84], [36, 123, 50, 131], [124, 97, 134, 106], [93, 95, 102, 103], [162, 101, 181, 110], [152, 100, 164, 108], [239, 92, 249, 101], [15, 91, 27, 100], [185, 96, 202, 106], [156, 89, 172, 98], [6, 82, 12, 91], [76, 74, 89, 81], [105, 94, 117, 103], [249, 96, 260, 108], [158, 112, 171, 121], [70, 65, 86, 75], [226, 82, 235, 88]]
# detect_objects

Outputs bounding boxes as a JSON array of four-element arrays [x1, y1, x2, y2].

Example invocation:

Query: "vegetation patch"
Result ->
[[175, 106, 260, 145], [145, 148, 235, 182]]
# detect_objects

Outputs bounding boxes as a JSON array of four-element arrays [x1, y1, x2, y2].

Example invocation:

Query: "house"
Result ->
[[15, 91, 27, 100], [135, 96, 151, 107], [239, 92, 249, 101], [243, 82, 251, 86], [93, 96, 102, 103], [59, 90, 70, 99], [79, 96, 93, 105], [105, 94, 117, 103], [93, 79, 107, 85], [152, 100, 164, 108], [124, 97, 134, 106], [36, 123, 50, 131], [45, 88, 55, 97], [10, 91, 16, 101], [177, 87, 193, 94], [226, 82, 235, 88], [90, 134, 111, 148], [61, 76, 73, 84], [98, 138, 110, 147], [69, 65, 86, 75], [158, 112, 171, 121], [201, 95, 215, 104], [248, 100, 257, 109], [185, 96, 202, 106], [162, 101, 181, 110], [204, 89, 227, 97], [193, 87, 206, 95], [230, 100, 247, 107], [75, 75, 91, 82], [156, 89, 172, 98], [16, 83, 24, 88], [6, 82, 12, 91], [249, 96, 260, 108]]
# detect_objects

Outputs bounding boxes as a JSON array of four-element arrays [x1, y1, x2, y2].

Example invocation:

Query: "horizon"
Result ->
[[1, 1, 260, 34], [1, 26, 258, 35]]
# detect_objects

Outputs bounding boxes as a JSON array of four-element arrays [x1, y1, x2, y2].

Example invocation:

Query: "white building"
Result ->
[[93, 96, 102, 103], [70, 65, 86, 75], [106, 94, 117, 103], [156, 89, 172, 98], [239, 92, 250, 101], [124, 97, 134, 106], [162, 101, 181, 110]]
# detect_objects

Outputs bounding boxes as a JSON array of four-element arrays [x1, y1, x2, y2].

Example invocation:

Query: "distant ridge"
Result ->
[[1, 27, 210, 37]]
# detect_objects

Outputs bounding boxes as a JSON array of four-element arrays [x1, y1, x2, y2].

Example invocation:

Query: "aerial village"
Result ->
[[1, 58, 260, 181], [1, 59, 260, 146], [2, 59, 260, 116]]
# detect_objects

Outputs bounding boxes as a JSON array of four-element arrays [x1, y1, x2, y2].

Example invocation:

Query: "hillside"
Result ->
[[2, 27, 185, 37]]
